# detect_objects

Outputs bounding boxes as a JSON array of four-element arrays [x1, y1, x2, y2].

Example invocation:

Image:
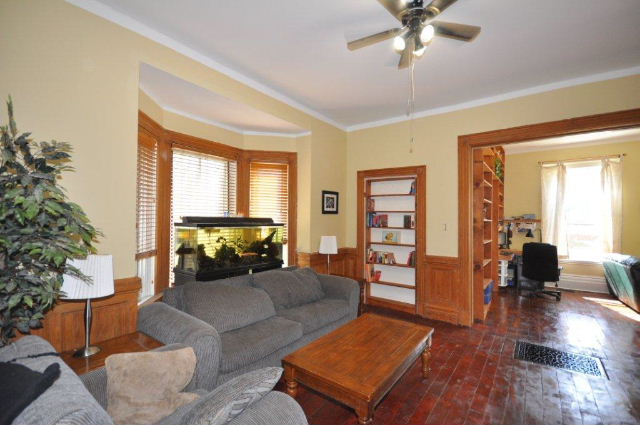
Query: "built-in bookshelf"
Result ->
[[472, 146, 505, 321], [357, 166, 426, 315]]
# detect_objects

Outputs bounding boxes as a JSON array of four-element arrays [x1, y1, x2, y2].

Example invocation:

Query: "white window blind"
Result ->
[[170, 148, 237, 282], [249, 162, 289, 243], [136, 132, 157, 257], [172, 148, 237, 220]]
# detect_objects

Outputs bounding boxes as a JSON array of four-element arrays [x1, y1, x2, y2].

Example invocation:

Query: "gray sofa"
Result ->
[[139, 267, 359, 385], [2, 335, 307, 425]]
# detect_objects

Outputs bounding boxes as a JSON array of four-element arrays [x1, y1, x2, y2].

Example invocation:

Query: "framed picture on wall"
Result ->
[[322, 191, 339, 214]]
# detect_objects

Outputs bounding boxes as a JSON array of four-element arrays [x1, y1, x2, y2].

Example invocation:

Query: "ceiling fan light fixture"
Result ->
[[413, 45, 426, 57], [420, 24, 435, 43], [393, 35, 406, 52]]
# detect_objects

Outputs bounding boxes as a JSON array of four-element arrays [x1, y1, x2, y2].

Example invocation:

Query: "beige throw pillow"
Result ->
[[106, 347, 200, 425]]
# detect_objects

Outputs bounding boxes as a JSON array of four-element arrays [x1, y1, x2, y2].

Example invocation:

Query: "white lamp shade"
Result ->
[[61, 255, 115, 300], [318, 236, 338, 255]]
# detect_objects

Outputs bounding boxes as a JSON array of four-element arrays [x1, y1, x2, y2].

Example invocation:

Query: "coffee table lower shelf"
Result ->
[[282, 314, 434, 425]]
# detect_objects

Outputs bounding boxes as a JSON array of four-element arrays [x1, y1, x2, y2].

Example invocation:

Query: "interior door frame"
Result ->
[[457, 108, 640, 326]]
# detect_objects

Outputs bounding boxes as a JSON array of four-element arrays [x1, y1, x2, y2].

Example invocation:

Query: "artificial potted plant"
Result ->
[[0, 97, 100, 347]]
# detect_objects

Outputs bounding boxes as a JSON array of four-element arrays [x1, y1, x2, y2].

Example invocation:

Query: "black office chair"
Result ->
[[518, 242, 562, 301]]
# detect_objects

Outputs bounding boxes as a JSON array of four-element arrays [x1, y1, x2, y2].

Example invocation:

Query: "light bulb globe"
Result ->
[[420, 25, 435, 43], [413, 46, 426, 57], [393, 35, 406, 52]]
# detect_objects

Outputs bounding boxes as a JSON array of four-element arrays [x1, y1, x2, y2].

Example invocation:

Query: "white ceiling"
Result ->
[[72, 0, 640, 129], [504, 127, 640, 154], [139, 63, 308, 136]]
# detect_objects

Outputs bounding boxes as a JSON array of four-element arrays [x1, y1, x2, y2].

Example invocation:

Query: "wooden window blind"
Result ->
[[249, 162, 289, 242], [136, 132, 158, 259]]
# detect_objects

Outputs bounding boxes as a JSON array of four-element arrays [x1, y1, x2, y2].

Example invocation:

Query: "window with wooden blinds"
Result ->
[[249, 162, 289, 243], [136, 132, 157, 258]]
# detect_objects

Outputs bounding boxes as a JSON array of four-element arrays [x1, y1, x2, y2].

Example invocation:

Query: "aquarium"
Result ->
[[173, 217, 284, 284]]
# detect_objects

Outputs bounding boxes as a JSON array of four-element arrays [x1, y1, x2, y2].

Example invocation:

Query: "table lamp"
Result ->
[[319, 236, 338, 274], [61, 255, 115, 358]]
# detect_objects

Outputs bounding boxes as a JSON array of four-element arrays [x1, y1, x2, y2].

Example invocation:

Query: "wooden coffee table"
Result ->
[[282, 313, 434, 424]]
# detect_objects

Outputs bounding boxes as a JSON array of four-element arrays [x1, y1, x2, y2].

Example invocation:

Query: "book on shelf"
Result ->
[[367, 198, 375, 212], [409, 180, 416, 194], [381, 230, 400, 243], [406, 251, 416, 267], [367, 213, 388, 228], [367, 248, 397, 265], [403, 214, 415, 229], [365, 264, 382, 283]]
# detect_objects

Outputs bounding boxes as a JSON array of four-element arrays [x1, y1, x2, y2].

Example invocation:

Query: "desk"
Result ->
[[61, 331, 163, 375]]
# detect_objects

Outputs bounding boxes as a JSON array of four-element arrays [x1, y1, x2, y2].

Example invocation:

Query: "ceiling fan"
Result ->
[[347, 0, 481, 69]]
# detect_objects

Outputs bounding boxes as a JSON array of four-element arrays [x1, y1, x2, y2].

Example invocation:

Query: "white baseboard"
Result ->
[[545, 273, 608, 294]]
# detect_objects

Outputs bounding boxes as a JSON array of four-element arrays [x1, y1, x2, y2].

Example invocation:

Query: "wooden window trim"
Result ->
[[138, 111, 299, 292], [457, 108, 640, 326]]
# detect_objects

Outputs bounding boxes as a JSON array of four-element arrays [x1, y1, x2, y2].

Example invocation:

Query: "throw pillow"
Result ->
[[180, 367, 282, 425], [106, 347, 200, 425], [252, 267, 325, 310], [0, 362, 60, 425]]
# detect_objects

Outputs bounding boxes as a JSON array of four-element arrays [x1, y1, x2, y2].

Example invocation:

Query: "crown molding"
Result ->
[[347, 66, 640, 132], [66, 0, 346, 131]]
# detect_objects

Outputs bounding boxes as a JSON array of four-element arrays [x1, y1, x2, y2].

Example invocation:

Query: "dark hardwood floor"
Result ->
[[278, 289, 640, 425]]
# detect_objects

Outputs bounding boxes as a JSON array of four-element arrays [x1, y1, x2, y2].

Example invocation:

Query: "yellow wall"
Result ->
[[504, 140, 640, 276], [0, 0, 346, 278], [346, 75, 640, 257]]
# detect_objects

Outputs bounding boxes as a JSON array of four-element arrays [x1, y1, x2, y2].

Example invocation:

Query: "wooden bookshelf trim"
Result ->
[[357, 165, 426, 316]]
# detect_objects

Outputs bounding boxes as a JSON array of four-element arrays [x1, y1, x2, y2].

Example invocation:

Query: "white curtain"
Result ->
[[541, 163, 568, 256], [601, 158, 623, 253]]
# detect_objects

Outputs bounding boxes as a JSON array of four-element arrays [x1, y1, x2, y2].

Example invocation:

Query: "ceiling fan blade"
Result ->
[[347, 27, 403, 51], [425, 0, 458, 16], [432, 21, 481, 41], [377, 0, 409, 21], [398, 36, 415, 69]]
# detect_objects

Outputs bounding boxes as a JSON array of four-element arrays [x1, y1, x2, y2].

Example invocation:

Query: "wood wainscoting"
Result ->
[[297, 248, 358, 280], [422, 256, 461, 324], [26, 277, 142, 352]]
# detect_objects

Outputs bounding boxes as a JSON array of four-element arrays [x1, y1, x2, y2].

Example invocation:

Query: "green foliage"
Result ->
[[495, 157, 504, 182], [213, 237, 240, 264], [0, 97, 100, 347]]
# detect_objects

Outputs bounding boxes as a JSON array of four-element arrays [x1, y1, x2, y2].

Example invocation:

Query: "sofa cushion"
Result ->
[[220, 316, 303, 373], [277, 299, 352, 334], [183, 282, 276, 333], [0, 336, 113, 425], [252, 267, 325, 310]]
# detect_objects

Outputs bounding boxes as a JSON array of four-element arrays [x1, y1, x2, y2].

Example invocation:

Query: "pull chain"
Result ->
[[407, 61, 416, 153]]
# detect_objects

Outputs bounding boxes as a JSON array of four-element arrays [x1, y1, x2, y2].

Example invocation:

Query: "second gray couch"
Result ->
[[139, 267, 359, 386]]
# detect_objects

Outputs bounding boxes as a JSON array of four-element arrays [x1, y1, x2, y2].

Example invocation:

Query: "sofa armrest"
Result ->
[[138, 302, 221, 390], [317, 274, 360, 315]]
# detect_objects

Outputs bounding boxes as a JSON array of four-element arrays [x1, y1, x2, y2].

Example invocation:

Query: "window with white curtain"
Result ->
[[541, 157, 622, 262], [170, 148, 237, 282]]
